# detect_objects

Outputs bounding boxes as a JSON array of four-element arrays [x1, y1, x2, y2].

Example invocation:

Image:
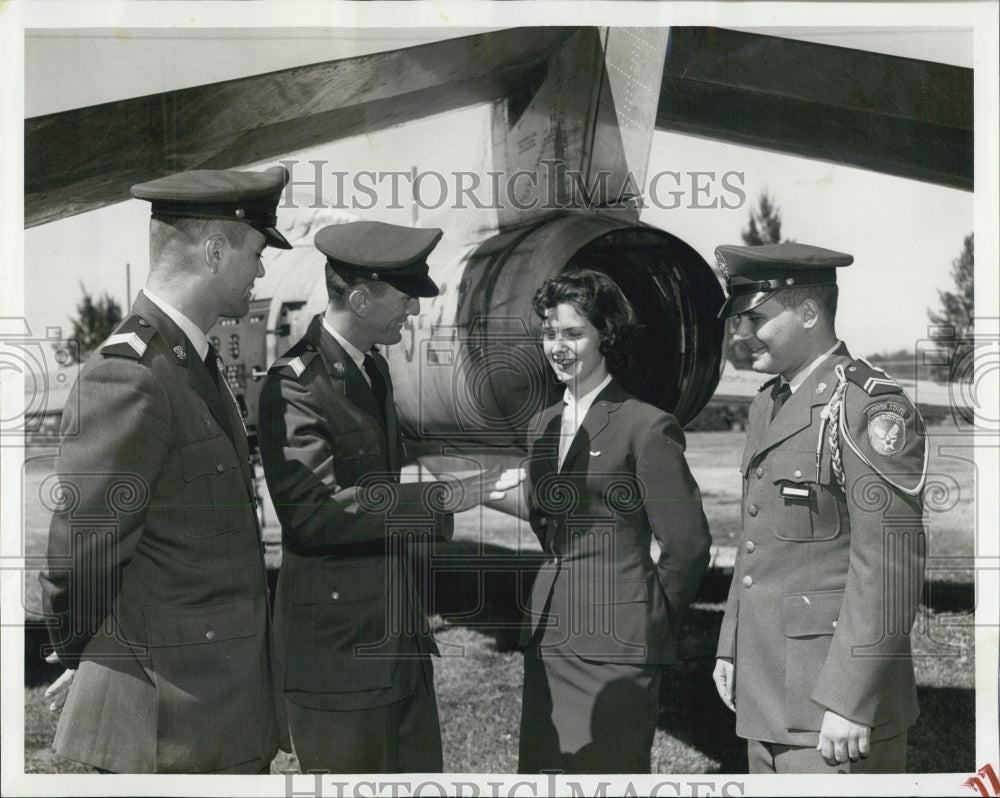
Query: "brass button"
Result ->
[[793, 469, 803, 479], [747, 504, 758, 517], [832, 620, 838, 629], [216, 463, 225, 473], [742, 575, 753, 588], [139, 319, 150, 327], [331, 591, 340, 600], [744, 541, 756, 554], [358, 448, 365, 455], [205, 630, 216, 641], [755, 467, 763, 479]]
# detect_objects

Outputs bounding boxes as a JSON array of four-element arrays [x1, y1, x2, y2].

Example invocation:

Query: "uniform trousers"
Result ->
[[747, 732, 908, 774], [286, 677, 442, 774], [518, 639, 660, 774]]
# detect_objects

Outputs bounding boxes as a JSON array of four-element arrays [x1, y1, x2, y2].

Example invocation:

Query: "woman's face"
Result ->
[[541, 302, 609, 396]]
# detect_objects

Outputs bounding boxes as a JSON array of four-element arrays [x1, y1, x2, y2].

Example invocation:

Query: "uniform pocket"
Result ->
[[770, 452, 844, 541], [333, 427, 388, 487], [283, 564, 396, 693], [782, 589, 843, 730], [143, 598, 271, 772], [179, 435, 254, 538]]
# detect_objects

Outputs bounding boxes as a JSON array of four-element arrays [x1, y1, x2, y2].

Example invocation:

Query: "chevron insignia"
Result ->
[[270, 355, 305, 377], [844, 358, 902, 396], [101, 331, 149, 359]]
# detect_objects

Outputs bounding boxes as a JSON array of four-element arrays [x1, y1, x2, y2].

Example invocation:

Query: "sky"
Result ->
[[14, 19, 986, 368]]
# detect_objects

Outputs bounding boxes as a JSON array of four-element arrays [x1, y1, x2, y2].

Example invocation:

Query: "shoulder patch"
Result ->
[[100, 316, 157, 360], [843, 357, 902, 396], [268, 349, 319, 379]]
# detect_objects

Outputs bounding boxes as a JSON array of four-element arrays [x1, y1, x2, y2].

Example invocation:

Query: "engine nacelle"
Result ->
[[209, 211, 725, 453]]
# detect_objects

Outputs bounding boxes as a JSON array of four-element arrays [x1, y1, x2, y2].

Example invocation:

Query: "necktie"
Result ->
[[204, 344, 221, 391], [363, 353, 388, 419], [771, 380, 792, 421]]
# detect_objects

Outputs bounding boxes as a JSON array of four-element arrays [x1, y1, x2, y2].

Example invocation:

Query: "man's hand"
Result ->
[[712, 658, 736, 711], [442, 466, 526, 514], [817, 709, 870, 766], [44, 652, 76, 712]]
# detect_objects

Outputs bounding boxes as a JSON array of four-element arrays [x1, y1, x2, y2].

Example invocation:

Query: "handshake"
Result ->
[[437, 465, 526, 514], [409, 465, 525, 515]]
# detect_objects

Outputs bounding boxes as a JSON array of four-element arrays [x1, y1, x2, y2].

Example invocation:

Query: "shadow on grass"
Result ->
[[23, 540, 976, 775]]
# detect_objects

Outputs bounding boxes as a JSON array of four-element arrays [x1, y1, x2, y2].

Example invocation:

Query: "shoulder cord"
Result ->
[[833, 363, 928, 497], [819, 364, 849, 490]]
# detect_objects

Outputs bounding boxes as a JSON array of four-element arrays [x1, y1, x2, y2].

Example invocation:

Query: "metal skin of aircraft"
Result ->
[[24, 25, 973, 546]]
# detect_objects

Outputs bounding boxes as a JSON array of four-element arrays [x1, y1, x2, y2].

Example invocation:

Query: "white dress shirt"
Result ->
[[142, 288, 209, 361], [322, 316, 370, 386], [784, 339, 844, 395], [558, 374, 613, 470]]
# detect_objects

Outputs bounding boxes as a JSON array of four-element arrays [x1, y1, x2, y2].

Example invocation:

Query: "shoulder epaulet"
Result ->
[[268, 347, 320, 379], [758, 375, 780, 393], [843, 356, 902, 396], [100, 316, 157, 360]]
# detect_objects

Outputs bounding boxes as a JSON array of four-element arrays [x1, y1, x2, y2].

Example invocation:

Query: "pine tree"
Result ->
[[728, 190, 785, 369], [57, 284, 124, 363], [928, 234, 974, 382]]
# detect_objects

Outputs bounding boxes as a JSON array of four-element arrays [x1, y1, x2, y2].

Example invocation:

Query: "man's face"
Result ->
[[541, 302, 607, 396], [731, 296, 811, 380], [216, 227, 267, 318], [361, 283, 420, 346]]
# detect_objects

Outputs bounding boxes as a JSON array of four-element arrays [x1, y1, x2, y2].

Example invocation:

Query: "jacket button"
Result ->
[[747, 504, 758, 517], [552, 557, 561, 567], [216, 463, 225, 473], [744, 541, 756, 553], [832, 620, 838, 629], [755, 467, 763, 479], [742, 575, 753, 588], [793, 469, 803, 479], [205, 630, 216, 640], [358, 448, 365, 455], [139, 319, 150, 327], [331, 591, 340, 600]]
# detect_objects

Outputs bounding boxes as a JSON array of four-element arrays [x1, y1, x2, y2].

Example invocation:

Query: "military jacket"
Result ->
[[39, 292, 286, 773], [717, 344, 927, 745]]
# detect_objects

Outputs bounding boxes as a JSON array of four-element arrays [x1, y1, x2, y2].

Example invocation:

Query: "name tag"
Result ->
[[780, 484, 811, 500]]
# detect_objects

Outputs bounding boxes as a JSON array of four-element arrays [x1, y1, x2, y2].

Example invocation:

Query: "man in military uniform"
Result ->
[[39, 166, 293, 773], [711, 242, 927, 774], [258, 221, 521, 773]]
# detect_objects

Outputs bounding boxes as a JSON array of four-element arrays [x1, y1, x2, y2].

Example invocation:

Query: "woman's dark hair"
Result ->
[[532, 269, 641, 377]]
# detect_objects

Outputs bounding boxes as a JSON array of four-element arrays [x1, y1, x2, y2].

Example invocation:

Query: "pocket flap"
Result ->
[[180, 437, 237, 482], [144, 598, 256, 647], [292, 564, 384, 605], [782, 590, 844, 637], [770, 451, 817, 485]]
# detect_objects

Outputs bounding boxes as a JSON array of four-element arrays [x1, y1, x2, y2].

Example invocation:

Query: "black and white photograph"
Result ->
[[2, 2, 998, 796]]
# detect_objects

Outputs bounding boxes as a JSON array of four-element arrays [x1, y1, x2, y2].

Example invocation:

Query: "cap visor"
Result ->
[[719, 290, 774, 318], [260, 225, 292, 250], [383, 273, 440, 298]]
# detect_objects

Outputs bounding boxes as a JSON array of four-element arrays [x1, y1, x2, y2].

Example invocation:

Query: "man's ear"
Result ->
[[799, 298, 820, 330], [204, 234, 227, 274], [348, 288, 369, 316]]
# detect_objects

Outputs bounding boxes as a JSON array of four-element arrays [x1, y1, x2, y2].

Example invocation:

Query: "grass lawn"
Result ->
[[19, 426, 980, 774]]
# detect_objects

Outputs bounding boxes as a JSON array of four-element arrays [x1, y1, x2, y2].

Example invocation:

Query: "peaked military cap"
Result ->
[[315, 221, 442, 298], [131, 165, 292, 249], [715, 242, 853, 318]]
